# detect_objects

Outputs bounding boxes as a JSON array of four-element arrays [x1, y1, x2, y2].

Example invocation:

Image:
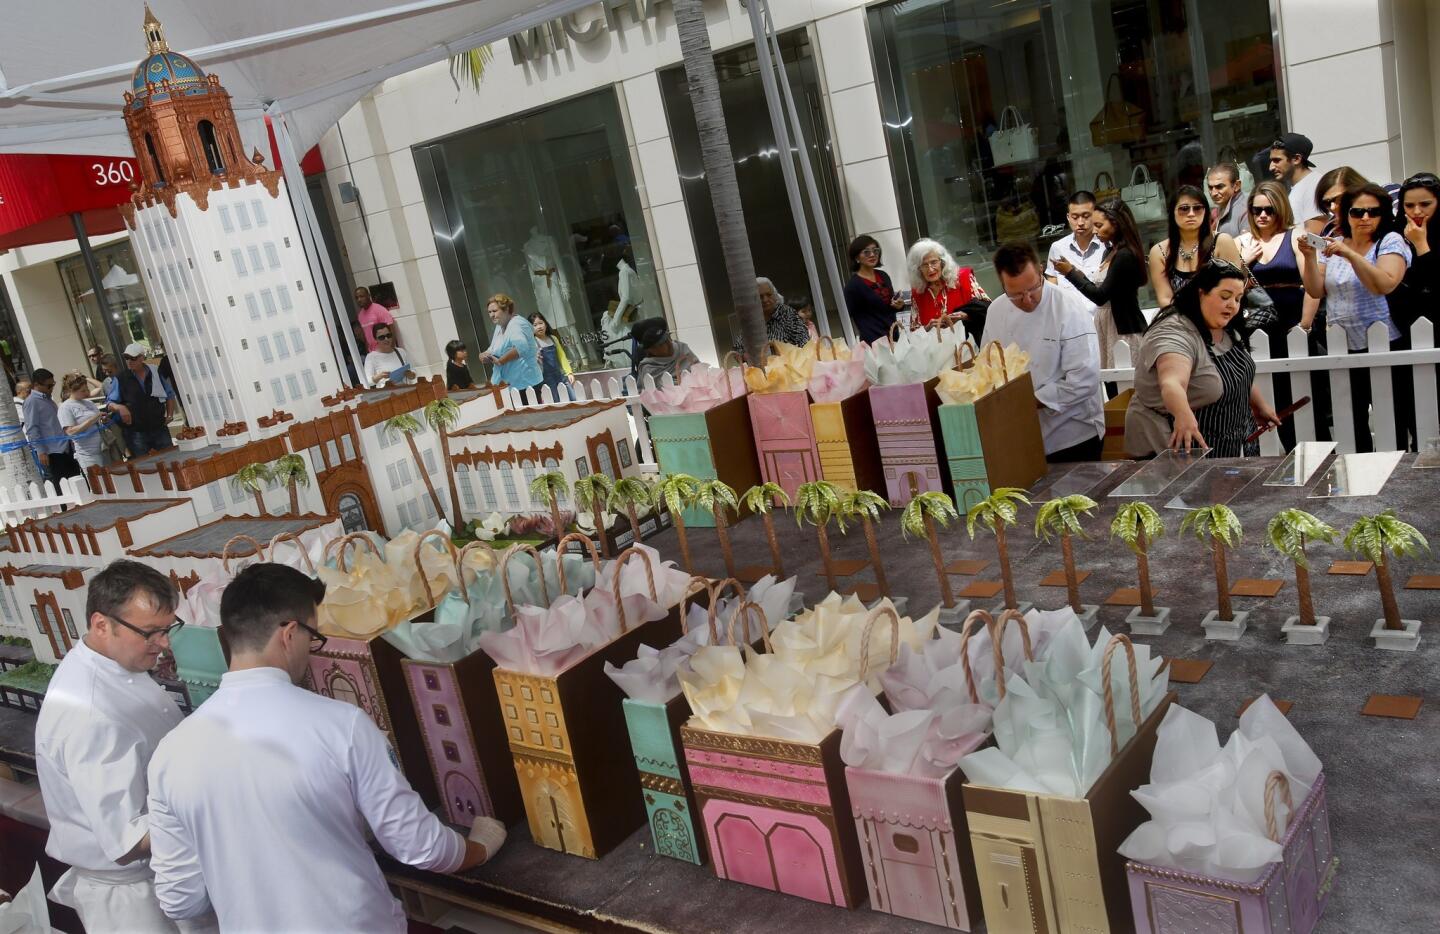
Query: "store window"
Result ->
[[57, 240, 164, 356], [658, 30, 848, 351], [0, 276, 32, 390], [415, 88, 659, 376], [868, 0, 1281, 296]]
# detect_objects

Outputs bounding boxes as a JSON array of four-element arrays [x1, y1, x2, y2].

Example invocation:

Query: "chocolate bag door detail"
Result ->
[[869, 378, 950, 507], [623, 696, 705, 865], [811, 394, 885, 493], [747, 392, 821, 502], [939, 404, 992, 513]]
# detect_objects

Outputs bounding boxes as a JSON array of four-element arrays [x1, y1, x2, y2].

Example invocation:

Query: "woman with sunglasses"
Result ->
[[1299, 183, 1413, 450], [1148, 185, 1243, 308], [1126, 260, 1279, 458], [843, 234, 906, 344]]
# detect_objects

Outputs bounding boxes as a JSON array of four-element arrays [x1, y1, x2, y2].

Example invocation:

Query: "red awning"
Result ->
[[265, 116, 326, 178], [0, 153, 140, 250]]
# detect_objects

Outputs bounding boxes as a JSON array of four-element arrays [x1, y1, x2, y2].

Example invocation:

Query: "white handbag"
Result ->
[[1122, 163, 1166, 225], [989, 106, 1038, 167]]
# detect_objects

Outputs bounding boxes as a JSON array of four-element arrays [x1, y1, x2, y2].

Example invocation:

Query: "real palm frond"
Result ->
[[1265, 508, 1337, 568], [794, 480, 843, 528], [1180, 504, 1243, 548], [902, 491, 959, 539], [529, 470, 570, 504], [448, 45, 493, 94], [965, 487, 1031, 538], [1034, 494, 1097, 542], [1343, 510, 1430, 567], [1110, 502, 1164, 554], [741, 482, 789, 514]]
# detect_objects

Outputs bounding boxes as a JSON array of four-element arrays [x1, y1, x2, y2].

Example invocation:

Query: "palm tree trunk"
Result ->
[[0, 375, 40, 487], [924, 515, 956, 608], [252, 489, 267, 516], [406, 433, 445, 520], [288, 483, 299, 515], [673, 0, 766, 361], [1136, 528, 1156, 617], [625, 505, 641, 546], [1375, 560, 1403, 630], [996, 523, 1017, 610], [593, 500, 612, 557], [816, 522, 837, 592], [1213, 539, 1232, 620], [862, 516, 889, 597], [673, 508, 694, 575], [548, 491, 564, 543], [714, 507, 737, 579], [1295, 559, 1315, 627], [1061, 534, 1081, 613], [439, 430, 462, 530], [763, 511, 784, 578]]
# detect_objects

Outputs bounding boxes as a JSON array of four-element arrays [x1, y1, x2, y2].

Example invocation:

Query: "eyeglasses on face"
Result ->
[[1250, 205, 1277, 217], [295, 620, 328, 652], [108, 612, 185, 643], [859, 246, 880, 257], [1348, 206, 1385, 219], [1175, 203, 1207, 215], [1206, 259, 1244, 275], [1003, 282, 1044, 302], [920, 258, 944, 270], [375, 332, 394, 341]]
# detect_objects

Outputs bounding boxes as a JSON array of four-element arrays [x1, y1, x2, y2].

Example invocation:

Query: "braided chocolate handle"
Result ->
[[555, 532, 602, 593], [267, 531, 316, 575], [888, 319, 906, 345], [983, 340, 1010, 382], [221, 535, 268, 576], [990, 609, 1034, 701], [814, 335, 840, 360], [335, 533, 381, 574], [456, 540, 494, 590], [500, 543, 550, 615], [955, 339, 979, 371], [1263, 770, 1294, 843], [705, 577, 745, 644], [719, 351, 745, 400], [858, 604, 902, 682], [1100, 633, 1143, 757], [958, 609, 994, 704], [728, 600, 772, 653], [414, 529, 460, 610], [611, 547, 659, 633]]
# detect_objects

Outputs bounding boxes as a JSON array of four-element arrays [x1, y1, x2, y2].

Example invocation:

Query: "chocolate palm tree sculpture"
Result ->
[[1034, 494, 1097, 614], [694, 479, 741, 579], [424, 398, 462, 529], [656, 473, 702, 574], [1344, 510, 1429, 633], [529, 470, 571, 542], [384, 413, 446, 521], [741, 482, 790, 579], [608, 477, 655, 549], [1266, 508, 1338, 632], [1181, 504, 1243, 622], [1111, 502, 1165, 618], [903, 491, 960, 609], [232, 461, 273, 516], [965, 487, 1032, 611], [270, 454, 310, 515], [573, 473, 615, 556], [844, 489, 892, 599], [795, 480, 844, 592]]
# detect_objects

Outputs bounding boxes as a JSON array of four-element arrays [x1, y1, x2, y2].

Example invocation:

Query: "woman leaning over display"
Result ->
[[1125, 260, 1279, 458]]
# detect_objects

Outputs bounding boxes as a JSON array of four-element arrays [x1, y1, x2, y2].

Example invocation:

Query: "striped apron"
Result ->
[[1195, 340, 1260, 457]]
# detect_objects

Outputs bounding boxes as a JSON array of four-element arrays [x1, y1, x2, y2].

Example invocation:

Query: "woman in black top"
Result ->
[[1393, 172, 1439, 334], [1147, 185, 1242, 306], [1055, 198, 1147, 367], [445, 339, 476, 390], [843, 235, 906, 344]]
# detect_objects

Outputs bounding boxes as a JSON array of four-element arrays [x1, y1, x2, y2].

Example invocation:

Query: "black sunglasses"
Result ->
[[296, 620, 328, 652], [1175, 204, 1207, 215], [1403, 173, 1438, 187], [108, 612, 185, 643], [1348, 206, 1386, 219], [1206, 258, 1244, 275], [1249, 205, 1277, 217]]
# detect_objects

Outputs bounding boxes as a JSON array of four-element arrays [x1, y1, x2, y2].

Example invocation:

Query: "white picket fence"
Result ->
[[1103, 318, 1440, 455], [0, 476, 92, 528], [497, 371, 686, 472]]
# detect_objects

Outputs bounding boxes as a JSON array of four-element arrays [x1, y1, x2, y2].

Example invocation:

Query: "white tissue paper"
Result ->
[[864, 323, 967, 386], [1118, 696, 1321, 882], [0, 865, 57, 934]]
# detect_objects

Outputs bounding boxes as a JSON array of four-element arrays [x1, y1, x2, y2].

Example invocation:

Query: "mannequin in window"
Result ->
[[524, 227, 572, 328], [600, 244, 643, 368]]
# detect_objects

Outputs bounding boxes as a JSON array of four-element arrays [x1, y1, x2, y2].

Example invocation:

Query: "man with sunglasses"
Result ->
[[146, 563, 504, 933], [34, 560, 203, 933]]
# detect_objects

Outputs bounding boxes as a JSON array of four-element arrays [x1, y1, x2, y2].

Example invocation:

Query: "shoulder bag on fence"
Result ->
[[1122, 164, 1166, 225], [989, 105, 1039, 167], [1090, 73, 1146, 147]]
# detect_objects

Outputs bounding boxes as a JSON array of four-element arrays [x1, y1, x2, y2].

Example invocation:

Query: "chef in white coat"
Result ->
[[33, 560, 213, 933], [146, 563, 506, 933], [984, 242, 1106, 462]]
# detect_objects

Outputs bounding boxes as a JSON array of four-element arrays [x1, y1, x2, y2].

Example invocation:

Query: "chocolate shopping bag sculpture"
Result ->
[[938, 343, 1047, 512], [170, 533, 264, 707], [867, 324, 958, 507], [809, 337, 884, 493], [746, 342, 821, 502]]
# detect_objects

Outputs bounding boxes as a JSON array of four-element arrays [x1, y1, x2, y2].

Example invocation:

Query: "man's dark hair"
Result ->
[[30, 368, 54, 385], [444, 339, 466, 360], [1067, 190, 1097, 208], [992, 242, 1040, 278], [220, 563, 326, 653], [86, 559, 178, 626], [371, 322, 392, 341], [1207, 162, 1241, 184]]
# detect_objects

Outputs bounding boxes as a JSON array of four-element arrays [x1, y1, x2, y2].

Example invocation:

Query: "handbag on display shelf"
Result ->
[[1090, 74, 1146, 147], [1122, 164, 1166, 225], [1093, 171, 1121, 205], [988, 105, 1039, 167], [994, 200, 1041, 244], [1218, 144, 1256, 194]]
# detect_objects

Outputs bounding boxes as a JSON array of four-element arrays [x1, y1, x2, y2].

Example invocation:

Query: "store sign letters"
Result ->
[[510, 0, 668, 63]]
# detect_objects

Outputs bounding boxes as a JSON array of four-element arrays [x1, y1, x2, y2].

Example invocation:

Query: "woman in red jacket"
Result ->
[[906, 238, 989, 331]]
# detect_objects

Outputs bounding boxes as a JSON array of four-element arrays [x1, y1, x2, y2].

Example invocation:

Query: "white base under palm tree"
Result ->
[[1370, 618, 1421, 652], [1064, 604, 1101, 629], [1201, 609, 1250, 641], [1126, 605, 1171, 635], [989, 600, 1034, 617], [936, 601, 972, 630], [1281, 614, 1330, 645]]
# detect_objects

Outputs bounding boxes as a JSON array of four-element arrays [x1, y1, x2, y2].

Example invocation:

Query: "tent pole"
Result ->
[[70, 212, 127, 359], [270, 111, 364, 387]]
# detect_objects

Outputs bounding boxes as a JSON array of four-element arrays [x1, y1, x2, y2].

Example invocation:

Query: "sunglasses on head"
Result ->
[[1250, 205, 1277, 217], [1403, 173, 1438, 187], [1348, 206, 1385, 219]]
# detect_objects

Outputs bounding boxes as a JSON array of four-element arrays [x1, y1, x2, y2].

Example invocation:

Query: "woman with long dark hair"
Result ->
[[1125, 260, 1279, 458], [843, 234, 905, 344], [1055, 198, 1147, 367], [1299, 182, 1413, 450], [1148, 184, 1243, 307], [1392, 172, 1439, 334]]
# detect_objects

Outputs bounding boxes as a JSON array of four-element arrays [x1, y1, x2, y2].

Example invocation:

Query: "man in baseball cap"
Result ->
[[107, 343, 177, 457], [631, 318, 699, 388], [1269, 133, 1325, 232]]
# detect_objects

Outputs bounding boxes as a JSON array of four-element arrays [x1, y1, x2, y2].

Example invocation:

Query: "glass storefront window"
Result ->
[[57, 240, 163, 356], [415, 88, 659, 375], [0, 276, 32, 390], [869, 0, 1281, 298], [658, 30, 848, 351]]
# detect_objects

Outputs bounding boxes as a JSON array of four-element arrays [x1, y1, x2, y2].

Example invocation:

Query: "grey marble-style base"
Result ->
[[1201, 609, 1250, 641], [936, 601, 974, 631], [1282, 615, 1331, 645], [1127, 606, 1173, 635], [990, 601, 1035, 618], [1370, 618, 1422, 652], [866, 595, 908, 617]]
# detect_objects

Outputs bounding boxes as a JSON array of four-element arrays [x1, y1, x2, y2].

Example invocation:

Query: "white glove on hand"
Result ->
[[468, 816, 507, 861]]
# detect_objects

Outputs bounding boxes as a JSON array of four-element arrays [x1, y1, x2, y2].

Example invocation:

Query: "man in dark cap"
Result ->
[[632, 318, 699, 386], [1269, 133, 1325, 233]]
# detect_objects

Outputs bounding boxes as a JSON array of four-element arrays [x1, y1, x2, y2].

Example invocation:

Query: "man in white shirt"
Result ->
[[1044, 191, 1105, 307], [147, 563, 506, 933], [987, 242, 1105, 462], [34, 560, 207, 933], [1270, 133, 1325, 234], [363, 322, 416, 387]]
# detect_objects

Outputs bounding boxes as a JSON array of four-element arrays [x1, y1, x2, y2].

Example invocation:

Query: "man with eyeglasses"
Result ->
[[985, 242, 1105, 462], [34, 560, 207, 933], [147, 563, 504, 933]]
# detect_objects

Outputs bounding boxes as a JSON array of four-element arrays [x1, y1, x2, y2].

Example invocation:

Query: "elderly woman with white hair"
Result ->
[[906, 238, 989, 334], [733, 276, 811, 352]]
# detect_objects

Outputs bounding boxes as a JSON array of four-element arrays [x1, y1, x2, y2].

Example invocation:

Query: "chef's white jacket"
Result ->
[[146, 667, 466, 933]]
